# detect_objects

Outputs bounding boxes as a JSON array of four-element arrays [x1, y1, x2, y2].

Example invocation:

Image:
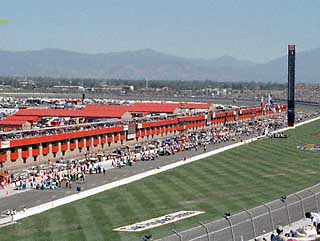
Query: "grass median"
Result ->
[[1, 120, 320, 241]]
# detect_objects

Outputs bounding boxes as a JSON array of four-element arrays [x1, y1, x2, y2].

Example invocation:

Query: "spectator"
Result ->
[[271, 226, 287, 241], [305, 212, 320, 234]]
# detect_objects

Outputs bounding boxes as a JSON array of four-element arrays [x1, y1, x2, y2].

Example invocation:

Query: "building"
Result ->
[[0, 120, 31, 131], [0, 102, 287, 169]]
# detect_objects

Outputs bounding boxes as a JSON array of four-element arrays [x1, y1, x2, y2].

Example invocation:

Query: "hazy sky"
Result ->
[[0, 0, 319, 63]]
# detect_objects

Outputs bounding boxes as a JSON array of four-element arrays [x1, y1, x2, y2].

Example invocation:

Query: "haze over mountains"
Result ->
[[0, 48, 319, 82]]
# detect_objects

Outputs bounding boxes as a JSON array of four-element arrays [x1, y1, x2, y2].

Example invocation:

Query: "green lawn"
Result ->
[[1, 120, 320, 241]]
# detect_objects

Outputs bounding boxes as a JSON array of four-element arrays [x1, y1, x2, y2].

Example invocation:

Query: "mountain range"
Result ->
[[0, 48, 319, 82]]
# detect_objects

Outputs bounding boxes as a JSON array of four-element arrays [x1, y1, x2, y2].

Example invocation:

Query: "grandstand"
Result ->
[[0, 102, 285, 169]]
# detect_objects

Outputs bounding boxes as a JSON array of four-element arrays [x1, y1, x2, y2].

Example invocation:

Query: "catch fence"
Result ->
[[159, 183, 320, 241]]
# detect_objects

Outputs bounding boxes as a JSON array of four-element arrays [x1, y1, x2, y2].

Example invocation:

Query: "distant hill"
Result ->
[[0, 48, 319, 82], [249, 48, 320, 82]]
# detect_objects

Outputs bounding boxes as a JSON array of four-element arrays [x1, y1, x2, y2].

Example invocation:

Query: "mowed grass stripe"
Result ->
[[85, 199, 123, 241], [174, 166, 214, 199], [109, 188, 146, 241], [28, 205, 88, 241], [171, 164, 232, 217], [117, 183, 166, 241], [0, 120, 320, 241], [233, 143, 311, 196], [205, 155, 268, 208], [7, 208, 52, 241], [157, 171, 197, 206], [144, 175, 179, 211], [62, 205, 87, 241]]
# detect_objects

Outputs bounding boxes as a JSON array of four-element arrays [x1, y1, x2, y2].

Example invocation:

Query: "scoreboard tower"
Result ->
[[288, 45, 295, 127]]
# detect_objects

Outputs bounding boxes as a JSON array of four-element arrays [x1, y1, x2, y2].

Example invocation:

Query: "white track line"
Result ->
[[1, 116, 319, 226]]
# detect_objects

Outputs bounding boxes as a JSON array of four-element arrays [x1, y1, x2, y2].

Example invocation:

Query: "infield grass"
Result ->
[[1, 120, 320, 241]]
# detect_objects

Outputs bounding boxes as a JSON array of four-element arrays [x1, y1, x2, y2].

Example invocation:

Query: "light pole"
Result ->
[[224, 213, 236, 241], [281, 196, 291, 226]]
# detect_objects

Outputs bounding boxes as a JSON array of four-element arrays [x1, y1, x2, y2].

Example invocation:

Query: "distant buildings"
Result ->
[[52, 85, 85, 92], [0, 76, 318, 103]]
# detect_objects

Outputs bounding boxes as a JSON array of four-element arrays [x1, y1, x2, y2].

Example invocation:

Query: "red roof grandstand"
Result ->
[[14, 108, 131, 119], [5, 115, 41, 123], [0, 102, 221, 131], [84, 102, 211, 114], [0, 120, 30, 127], [84, 103, 178, 114], [84, 105, 129, 111], [15, 109, 76, 117], [130, 103, 179, 114], [178, 103, 211, 109]]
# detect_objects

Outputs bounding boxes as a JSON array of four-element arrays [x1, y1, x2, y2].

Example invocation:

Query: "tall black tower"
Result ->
[[288, 45, 295, 127]]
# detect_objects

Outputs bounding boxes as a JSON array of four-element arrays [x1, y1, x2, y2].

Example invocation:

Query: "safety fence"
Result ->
[[160, 182, 320, 241]]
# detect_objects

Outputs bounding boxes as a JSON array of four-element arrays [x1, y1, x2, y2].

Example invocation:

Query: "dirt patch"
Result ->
[[311, 132, 320, 137]]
